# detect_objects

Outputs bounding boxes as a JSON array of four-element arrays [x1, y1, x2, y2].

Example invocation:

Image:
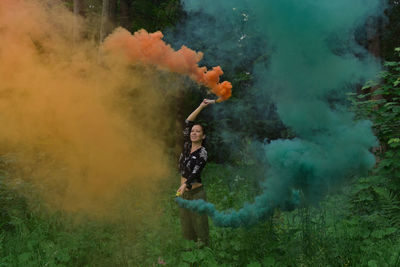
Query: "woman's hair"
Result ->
[[193, 123, 206, 135]]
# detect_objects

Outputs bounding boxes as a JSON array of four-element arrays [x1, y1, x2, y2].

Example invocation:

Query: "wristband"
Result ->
[[185, 182, 192, 190]]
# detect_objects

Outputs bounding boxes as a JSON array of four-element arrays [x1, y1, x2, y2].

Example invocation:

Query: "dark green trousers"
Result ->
[[179, 186, 209, 246]]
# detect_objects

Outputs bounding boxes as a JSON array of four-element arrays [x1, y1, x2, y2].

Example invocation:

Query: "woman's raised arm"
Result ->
[[186, 99, 216, 122]]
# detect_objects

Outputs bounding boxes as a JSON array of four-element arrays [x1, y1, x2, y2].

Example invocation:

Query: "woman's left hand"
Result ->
[[177, 183, 188, 195], [200, 99, 216, 108]]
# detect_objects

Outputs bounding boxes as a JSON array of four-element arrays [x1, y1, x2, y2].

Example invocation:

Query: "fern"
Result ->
[[380, 191, 400, 227]]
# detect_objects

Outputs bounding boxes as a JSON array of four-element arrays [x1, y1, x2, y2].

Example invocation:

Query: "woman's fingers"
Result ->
[[202, 99, 216, 105]]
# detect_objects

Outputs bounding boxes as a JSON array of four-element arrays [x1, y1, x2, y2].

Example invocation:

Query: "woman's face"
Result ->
[[190, 125, 205, 143]]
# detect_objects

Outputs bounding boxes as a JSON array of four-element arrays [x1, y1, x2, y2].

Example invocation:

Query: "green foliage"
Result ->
[[381, 1, 400, 60], [351, 49, 400, 149], [344, 46, 400, 264], [0, 159, 28, 233], [349, 47, 400, 194], [343, 52, 400, 267], [1, 48, 399, 265], [1, 160, 400, 266], [129, 0, 183, 32]]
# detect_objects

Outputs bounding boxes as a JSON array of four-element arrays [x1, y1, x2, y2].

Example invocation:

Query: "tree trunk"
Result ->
[[99, 0, 118, 42], [119, 0, 132, 30], [109, 0, 117, 26], [73, 0, 85, 43], [366, 16, 381, 58], [73, 0, 85, 17]]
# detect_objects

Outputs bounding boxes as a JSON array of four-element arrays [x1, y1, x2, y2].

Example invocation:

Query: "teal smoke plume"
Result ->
[[175, 0, 382, 227]]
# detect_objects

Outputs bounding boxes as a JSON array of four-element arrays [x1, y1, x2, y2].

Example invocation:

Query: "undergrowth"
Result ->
[[0, 48, 399, 267], [0, 161, 399, 266]]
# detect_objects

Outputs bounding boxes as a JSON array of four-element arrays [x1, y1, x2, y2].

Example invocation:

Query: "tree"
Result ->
[[73, 0, 85, 17], [119, 0, 132, 29], [99, 0, 117, 41], [73, 0, 85, 42], [382, 0, 400, 60], [366, 16, 381, 58]]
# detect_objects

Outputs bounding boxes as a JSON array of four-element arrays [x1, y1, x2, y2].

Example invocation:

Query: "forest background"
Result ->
[[0, 0, 399, 266]]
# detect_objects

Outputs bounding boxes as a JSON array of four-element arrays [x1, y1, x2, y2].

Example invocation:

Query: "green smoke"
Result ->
[[175, 0, 382, 227]]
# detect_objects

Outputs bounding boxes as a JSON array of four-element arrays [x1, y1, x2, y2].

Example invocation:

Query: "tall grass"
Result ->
[[0, 161, 399, 266]]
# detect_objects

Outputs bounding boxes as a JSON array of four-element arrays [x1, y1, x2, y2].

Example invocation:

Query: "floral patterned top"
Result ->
[[178, 120, 208, 189]]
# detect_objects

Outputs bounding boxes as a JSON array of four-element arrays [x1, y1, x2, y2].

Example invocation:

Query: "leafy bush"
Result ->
[[349, 47, 400, 230], [350, 47, 400, 180]]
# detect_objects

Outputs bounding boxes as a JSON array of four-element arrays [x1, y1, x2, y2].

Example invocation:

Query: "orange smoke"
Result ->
[[102, 28, 232, 102], [0, 0, 176, 213]]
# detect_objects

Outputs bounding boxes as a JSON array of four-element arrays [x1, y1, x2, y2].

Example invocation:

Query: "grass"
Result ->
[[0, 162, 399, 266]]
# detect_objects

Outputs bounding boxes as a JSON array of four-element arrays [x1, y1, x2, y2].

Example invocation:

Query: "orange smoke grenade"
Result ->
[[102, 28, 232, 102]]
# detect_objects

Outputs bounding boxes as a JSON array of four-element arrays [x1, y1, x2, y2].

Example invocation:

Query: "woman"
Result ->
[[177, 98, 215, 246]]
